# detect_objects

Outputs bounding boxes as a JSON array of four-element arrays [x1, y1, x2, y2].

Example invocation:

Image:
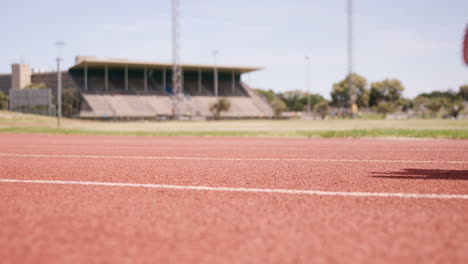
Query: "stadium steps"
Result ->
[[104, 95, 138, 117], [125, 95, 155, 116], [80, 94, 116, 118], [79, 84, 273, 118], [241, 82, 273, 116], [144, 96, 174, 116]]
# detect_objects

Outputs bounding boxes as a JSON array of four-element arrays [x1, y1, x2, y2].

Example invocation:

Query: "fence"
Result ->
[[9, 88, 54, 116]]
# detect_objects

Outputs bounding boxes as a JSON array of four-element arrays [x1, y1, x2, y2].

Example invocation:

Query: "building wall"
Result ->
[[0, 74, 11, 94], [31, 72, 76, 104], [0, 70, 76, 98], [11, 64, 31, 89], [31, 72, 75, 90]]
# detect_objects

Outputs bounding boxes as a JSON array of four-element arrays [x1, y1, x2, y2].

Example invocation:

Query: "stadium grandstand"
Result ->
[[0, 56, 273, 119]]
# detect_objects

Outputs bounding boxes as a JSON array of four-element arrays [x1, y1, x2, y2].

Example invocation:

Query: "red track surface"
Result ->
[[1, 134, 467, 263]]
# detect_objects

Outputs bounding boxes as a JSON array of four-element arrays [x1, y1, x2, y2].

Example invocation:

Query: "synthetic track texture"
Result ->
[[0, 133, 467, 263]]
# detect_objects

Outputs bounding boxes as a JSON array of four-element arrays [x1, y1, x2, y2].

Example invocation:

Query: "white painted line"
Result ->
[[1, 178, 467, 200], [0, 153, 467, 164], [2, 144, 467, 152]]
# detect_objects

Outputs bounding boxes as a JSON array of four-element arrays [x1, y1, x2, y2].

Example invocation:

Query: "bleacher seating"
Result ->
[[109, 76, 124, 91], [80, 94, 115, 117], [72, 69, 272, 119], [144, 96, 174, 116]]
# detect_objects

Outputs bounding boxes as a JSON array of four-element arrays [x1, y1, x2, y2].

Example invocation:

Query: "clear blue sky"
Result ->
[[1, 0, 467, 99]]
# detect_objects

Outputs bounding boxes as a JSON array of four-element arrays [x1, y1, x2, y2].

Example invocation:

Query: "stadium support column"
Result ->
[[105, 64, 108, 92], [125, 65, 128, 91], [144, 67, 147, 92], [212, 49, 218, 97], [214, 68, 218, 97], [231, 70, 235, 95], [198, 68, 202, 94], [84, 63, 88, 92], [162, 68, 166, 90]]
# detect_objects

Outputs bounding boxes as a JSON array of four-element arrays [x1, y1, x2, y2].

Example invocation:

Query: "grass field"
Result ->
[[1, 111, 468, 139]]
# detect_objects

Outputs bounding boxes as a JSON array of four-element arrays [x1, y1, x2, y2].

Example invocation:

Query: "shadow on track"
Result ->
[[371, 169, 468, 181]]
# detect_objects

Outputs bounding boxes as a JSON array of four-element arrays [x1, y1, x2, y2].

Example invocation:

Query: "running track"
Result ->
[[0, 133, 467, 263]]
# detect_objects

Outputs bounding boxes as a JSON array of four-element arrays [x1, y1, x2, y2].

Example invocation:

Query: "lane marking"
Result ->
[[1, 178, 467, 200], [3, 144, 468, 152], [0, 153, 467, 164]]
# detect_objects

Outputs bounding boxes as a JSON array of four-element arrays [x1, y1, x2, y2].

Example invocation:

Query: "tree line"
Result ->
[[255, 73, 468, 119], [1, 76, 467, 120]]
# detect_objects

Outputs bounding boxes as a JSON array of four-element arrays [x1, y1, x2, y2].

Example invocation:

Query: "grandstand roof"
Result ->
[[69, 58, 262, 73]]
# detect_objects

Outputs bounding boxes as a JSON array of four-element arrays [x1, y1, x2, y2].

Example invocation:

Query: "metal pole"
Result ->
[[305, 56, 311, 113], [55, 41, 64, 128], [172, 0, 182, 119], [212, 50, 218, 97], [57, 59, 61, 127], [144, 66, 147, 92], [348, 0, 356, 114]]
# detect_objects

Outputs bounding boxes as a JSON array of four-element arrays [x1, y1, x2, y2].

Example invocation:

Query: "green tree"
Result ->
[[330, 73, 369, 108], [254, 89, 276, 104], [375, 101, 397, 118], [449, 102, 464, 119], [314, 101, 329, 119], [0, 91, 8, 110], [417, 90, 459, 101], [306, 93, 326, 110], [278, 90, 305, 111], [459, 85, 468, 101], [209, 98, 231, 120], [369, 79, 405, 107], [278, 90, 325, 112], [413, 96, 430, 117], [62, 88, 83, 117], [414, 90, 463, 118], [24, 82, 46, 89], [398, 98, 413, 112], [271, 98, 287, 119], [424, 97, 450, 118]]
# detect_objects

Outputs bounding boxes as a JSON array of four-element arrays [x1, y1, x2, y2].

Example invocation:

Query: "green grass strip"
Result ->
[[1, 127, 468, 139]]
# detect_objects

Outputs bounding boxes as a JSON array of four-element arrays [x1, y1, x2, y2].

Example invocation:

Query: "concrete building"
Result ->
[[0, 56, 273, 119]]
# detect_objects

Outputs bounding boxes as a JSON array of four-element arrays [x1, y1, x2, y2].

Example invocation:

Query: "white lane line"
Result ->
[[2, 144, 467, 152], [1, 178, 467, 200], [0, 153, 467, 164]]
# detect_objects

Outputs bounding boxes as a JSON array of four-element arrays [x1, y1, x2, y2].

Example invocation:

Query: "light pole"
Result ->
[[172, 0, 182, 120], [305, 56, 311, 113], [347, 0, 356, 116], [212, 49, 218, 97], [56, 41, 65, 128]]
